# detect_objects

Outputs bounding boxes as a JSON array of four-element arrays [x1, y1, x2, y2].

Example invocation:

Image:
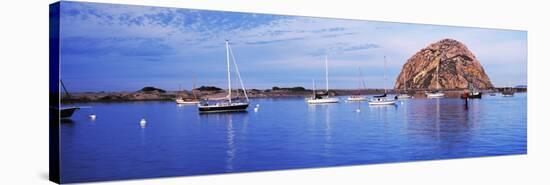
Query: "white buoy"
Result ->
[[140, 118, 147, 128], [89, 114, 96, 120], [255, 104, 260, 107], [356, 109, 361, 113], [254, 107, 259, 112]]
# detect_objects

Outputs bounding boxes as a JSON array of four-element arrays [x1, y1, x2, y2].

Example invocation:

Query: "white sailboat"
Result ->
[[175, 75, 200, 104], [307, 56, 339, 104], [347, 66, 368, 101], [426, 59, 445, 98], [369, 56, 397, 105], [502, 81, 515, 97], [396, 75, 412, 99], [197, 40, 249, 113]]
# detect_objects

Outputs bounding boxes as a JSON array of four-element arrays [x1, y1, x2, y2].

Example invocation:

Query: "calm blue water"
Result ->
[[60, 94, 527, 183]]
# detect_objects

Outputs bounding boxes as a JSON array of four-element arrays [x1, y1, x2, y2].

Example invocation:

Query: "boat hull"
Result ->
[[368, 100, 397, 105], [176, 100, 200, 104], [502, 93, 514, 97], [60, 107, 79, 119], [346, 96, 368, 101], [175, 98, 200, 104], [396, 94, 412, 99], [368, 96, 397, 105], [461, 92, 482, 99], [426, 92, 445, 98], [198, 103, 249, 113], [307, 97, 339, 104]]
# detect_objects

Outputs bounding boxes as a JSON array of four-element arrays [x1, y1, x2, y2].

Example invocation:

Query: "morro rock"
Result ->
[[394, 38, 493, 90]]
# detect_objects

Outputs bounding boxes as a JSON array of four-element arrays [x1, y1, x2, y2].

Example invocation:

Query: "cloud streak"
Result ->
[[58, 1, 527, 91]]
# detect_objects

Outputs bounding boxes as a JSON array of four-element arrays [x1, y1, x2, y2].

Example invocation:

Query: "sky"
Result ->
[[58, 1, 527, 92]]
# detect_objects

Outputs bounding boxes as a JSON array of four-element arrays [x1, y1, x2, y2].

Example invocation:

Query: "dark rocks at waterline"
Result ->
[[60, 86, 527, 103]]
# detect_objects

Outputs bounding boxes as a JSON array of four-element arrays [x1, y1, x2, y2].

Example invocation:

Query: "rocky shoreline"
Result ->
[[60, 86, 526, 103]]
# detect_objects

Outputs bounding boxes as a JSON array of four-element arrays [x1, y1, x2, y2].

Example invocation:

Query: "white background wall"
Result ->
[[0, 0, 548, 184]]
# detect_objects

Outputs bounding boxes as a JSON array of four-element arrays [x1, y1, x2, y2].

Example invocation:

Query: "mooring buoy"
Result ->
[[140, 118, 147, 127]]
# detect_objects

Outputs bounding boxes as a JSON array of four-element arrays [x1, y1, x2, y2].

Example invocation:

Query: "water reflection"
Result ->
[[324, 105, 332, 158], [226, 115, 235, 172], [59, 96, 526, 182], [404, 98, 474, 155], [195, 112, 249, 172]]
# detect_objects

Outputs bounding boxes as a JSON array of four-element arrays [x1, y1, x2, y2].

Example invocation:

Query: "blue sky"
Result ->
[[59, 1, 527, 92]]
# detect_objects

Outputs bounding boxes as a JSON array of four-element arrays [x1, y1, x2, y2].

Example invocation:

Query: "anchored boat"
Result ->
[[176, 75, 200, 104], [198, 40, 249, 113], [59, 80, 80, 119], [425, 57, 445, 98], [307, 56, 339, 104], [460, 82, 482, 99], [396, 74, 412, 99], [502, 81, 515, 97], [369, 56, 396, 105], [347, 66, 368, 102]]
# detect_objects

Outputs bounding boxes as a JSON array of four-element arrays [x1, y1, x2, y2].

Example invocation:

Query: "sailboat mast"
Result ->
[[436, 60, 440, 90], [226, 40, 232, 103], [228, 43, 249, 102], [383, 56, 387, 94], [359, 67, 367, 90], [192, 74, 197, 99], [60, 79, 70, 97], [358, 67, 361, 95], [403, 74, 406, 91], [325, 56, 329, 93], [312, 79, 316, 97]]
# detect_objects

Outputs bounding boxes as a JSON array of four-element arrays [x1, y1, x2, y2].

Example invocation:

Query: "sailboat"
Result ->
[[347, 67, 368, 101], [396, 75, 412, 99], [197, 40, 249, 113], [59, 80, 80, 119], [425, 60, 445, 98], [502, 81, 515, 97], [307, 56, 339, 104], [369, 56, 397, 105], [460, 81, 482, 99], [175, 75, 200, 104]]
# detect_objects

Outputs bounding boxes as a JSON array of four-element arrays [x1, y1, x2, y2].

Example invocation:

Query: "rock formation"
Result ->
[[394, 38, 493, 90]]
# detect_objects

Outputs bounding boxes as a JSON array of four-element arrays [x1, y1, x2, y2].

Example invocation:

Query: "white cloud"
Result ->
[[60, 1, 527, 90]]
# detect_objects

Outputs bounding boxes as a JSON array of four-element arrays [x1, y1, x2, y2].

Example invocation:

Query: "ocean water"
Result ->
[[60, 93, 527, 183]]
